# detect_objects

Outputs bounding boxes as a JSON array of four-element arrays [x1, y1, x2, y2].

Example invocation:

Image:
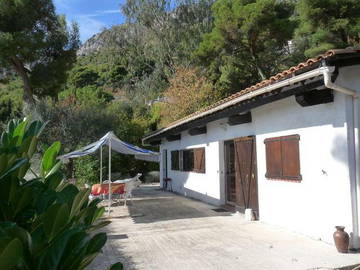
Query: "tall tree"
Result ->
[[158, 67, 216, 127], [0, 0, 79, 108], [295, 0, 360, 57], [194, 0, 295, 97]]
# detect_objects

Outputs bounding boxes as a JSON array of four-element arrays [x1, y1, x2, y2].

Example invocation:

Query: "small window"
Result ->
[[264, 134, 301, 181], [182, 149, 194, 171], [171, 150, 180, 170], [180, 147, 205, 173]]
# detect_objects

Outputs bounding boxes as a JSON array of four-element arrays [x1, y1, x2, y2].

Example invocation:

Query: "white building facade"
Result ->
[[143, 50, 360, 248]]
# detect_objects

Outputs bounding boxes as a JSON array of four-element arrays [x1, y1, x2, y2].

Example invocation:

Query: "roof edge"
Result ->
[[143, 48, 360, 143]]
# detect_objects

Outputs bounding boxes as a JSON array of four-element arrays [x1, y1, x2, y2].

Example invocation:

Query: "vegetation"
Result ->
[[295, 0, 360, 57], [194, 0, 296, 97], [0, 0, 79, 108], [158, 67, 216, 127], [0, 119, 122, 269], [1, 0, 360, 187]]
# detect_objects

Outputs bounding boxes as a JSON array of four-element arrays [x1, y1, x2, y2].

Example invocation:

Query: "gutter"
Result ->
[[323, 67, 360, 249], [144, 66, 334, 142]]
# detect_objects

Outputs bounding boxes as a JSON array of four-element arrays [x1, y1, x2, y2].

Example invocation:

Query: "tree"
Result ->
[[158, 67, 216, 126], [122, 0, 214, 70], [68, 65, 100, 89], [295, 0, 360, 57], [0, 0, 80, 108], [194, 0, 295, 97]]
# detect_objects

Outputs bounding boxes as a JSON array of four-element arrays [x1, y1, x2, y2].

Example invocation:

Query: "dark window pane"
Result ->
[[171, 150, 179, 170], [183, 149, 194, 171]]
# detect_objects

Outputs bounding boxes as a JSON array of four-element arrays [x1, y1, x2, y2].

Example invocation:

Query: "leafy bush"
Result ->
[[0, 119, 122, 269], [74, 155, 102, 186], [59, 86, 114, 108], [0, 79, 23, 127]]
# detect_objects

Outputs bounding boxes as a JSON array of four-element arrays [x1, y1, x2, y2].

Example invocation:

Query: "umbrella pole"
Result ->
[[108, 141, 112, 216], [100, 145, 103, 184]]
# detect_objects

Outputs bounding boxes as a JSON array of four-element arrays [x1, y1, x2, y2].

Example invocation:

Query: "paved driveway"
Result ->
[[89, 185, 360, 270]]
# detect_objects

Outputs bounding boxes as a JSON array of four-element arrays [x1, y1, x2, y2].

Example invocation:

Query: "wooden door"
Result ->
[[234, 136, 259, 218]]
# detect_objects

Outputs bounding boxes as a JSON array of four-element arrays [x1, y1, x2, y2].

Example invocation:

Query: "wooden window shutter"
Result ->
[[264, 138, 282, 179], [281, 135, 301, 180], [194, 148, 205, 173], [264, 135, 301, 181]]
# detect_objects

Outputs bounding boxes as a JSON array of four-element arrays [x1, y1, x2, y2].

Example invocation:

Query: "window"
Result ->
[[264, 134, 301, 181], [182, 149, 194, 171], [170, 147, 206, 173], [171, 150, 180, 170]]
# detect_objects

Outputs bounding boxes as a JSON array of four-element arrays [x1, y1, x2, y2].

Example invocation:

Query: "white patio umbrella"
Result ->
[[58, 131, 159, 214]]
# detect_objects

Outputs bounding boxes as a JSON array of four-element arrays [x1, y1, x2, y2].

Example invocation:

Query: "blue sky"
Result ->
[[54, 0, 126, 43]]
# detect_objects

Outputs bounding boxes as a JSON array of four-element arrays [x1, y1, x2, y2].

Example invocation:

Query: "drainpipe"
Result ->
[[323, 67, 360, 249]]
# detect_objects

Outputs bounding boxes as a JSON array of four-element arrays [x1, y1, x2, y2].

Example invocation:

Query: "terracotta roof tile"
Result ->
[[144, 48, 360, 140]]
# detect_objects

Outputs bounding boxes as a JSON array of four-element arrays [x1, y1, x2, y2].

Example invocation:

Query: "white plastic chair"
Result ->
[[123, 173, 142, 206]]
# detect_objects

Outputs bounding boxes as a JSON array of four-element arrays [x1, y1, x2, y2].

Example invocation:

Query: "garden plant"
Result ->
[[0, 119, 122, 269]]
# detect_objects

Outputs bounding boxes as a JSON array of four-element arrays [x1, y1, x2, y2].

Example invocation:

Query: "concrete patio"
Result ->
[[89, 185, 360, 270]]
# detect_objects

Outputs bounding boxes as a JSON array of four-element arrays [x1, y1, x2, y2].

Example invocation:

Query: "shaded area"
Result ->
[[126, 185, 231, 224]]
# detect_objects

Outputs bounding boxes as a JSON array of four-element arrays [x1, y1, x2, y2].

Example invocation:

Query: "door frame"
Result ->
[[224, 136, 259, 217], [162, 149, 168, 179], [224, 140, 236, 206]]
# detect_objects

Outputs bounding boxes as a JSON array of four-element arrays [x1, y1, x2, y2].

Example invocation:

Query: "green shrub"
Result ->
[[74, 155, 102, 186], [0, 79, 23, 127], [0, 119, 122, 269]]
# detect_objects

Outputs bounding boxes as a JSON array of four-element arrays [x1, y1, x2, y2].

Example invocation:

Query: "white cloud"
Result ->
[[98, 9, 120, 14], [77, 16, 107, 42]]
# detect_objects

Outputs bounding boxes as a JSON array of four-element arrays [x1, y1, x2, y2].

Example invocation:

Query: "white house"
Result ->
[[143, 49, 360, 249]]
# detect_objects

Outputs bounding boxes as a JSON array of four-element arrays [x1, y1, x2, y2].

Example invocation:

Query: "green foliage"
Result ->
[[0, 0, 80, 105], [295, 0, 360, 57], [0, 79, 22, 126], [0, 118, 120, 269], [74, 155, 100, 186], [107, 64, 128, 89], [59, 86, 114, 107], [68, 66, 100, 89], [194, 0, 296, 96]]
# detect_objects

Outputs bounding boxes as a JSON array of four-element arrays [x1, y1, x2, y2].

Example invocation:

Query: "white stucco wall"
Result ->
[[159, 65, 360, 245]]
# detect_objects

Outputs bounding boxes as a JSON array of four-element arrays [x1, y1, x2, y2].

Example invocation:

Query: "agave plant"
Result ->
[[0, 119, 122, 270]]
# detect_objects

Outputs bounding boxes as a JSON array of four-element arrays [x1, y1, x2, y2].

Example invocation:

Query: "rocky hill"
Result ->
[[77, 25, 131, 57]]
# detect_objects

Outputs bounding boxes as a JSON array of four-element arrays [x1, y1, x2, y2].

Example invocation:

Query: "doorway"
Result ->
[[224, 136, 259, 218]]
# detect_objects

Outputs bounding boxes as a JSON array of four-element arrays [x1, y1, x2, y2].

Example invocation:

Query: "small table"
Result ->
[[163, 178, 173, 192]]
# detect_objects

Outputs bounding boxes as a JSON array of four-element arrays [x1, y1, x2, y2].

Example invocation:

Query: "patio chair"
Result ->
[[123, 173, 142, 206]]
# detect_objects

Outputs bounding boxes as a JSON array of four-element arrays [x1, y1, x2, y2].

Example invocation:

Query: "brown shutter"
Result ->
[[194, 148, 205, 173], [264, 138, 282, 179], [281, 135, 301, 180], [264, 135, 301, 181]]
